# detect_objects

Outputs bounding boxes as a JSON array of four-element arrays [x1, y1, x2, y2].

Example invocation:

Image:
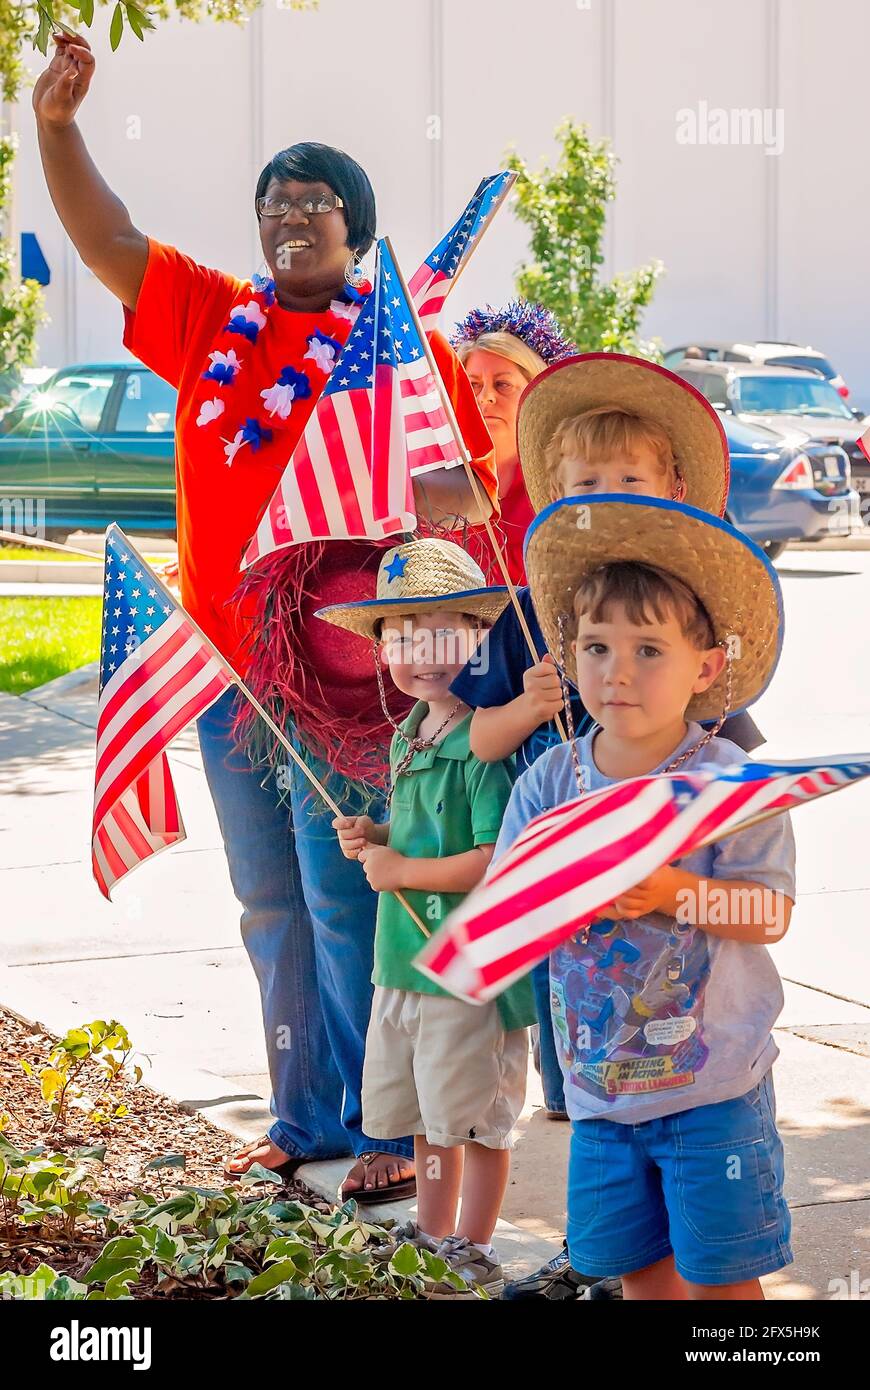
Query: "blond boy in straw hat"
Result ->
[[454, 355, 760, 1240], [317, 538, 536, 1299], [454, 352, 754, 779], [492, 495, 795, 1301]]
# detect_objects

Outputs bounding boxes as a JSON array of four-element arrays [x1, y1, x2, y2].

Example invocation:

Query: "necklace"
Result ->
[[373, 650, 463, 804], [193, 273, 369, 470]]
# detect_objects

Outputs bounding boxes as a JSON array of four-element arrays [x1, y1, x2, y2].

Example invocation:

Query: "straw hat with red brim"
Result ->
[[524, 495, 783, 721], [517, 352, 730, 517]]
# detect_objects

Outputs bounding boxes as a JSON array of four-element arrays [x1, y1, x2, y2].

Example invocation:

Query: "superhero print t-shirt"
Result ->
[[492, 724, 796, 1124]]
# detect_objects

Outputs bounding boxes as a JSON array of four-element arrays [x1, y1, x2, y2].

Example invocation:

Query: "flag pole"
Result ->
[[385, 235, 568, 744], [0, 528, 106, 561], [113, 530, 431, 940]]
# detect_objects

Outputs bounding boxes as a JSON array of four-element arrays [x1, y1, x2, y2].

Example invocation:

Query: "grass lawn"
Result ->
[[0, 596, 102, 695], [0, 547, 169, 563]]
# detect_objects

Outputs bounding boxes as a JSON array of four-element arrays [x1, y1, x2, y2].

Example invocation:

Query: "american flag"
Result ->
[[92, 526, 233, 898], [414, 755, 870, 1002], [243, 239, 463, 565], [408, 171, 516, 332]]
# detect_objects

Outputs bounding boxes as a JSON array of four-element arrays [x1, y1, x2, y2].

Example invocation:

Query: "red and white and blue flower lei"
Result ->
[[194, 272, 371, 468]]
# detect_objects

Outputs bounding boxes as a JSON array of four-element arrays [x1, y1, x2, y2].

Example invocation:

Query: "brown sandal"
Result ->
[[340, 1151, 417, 1205]]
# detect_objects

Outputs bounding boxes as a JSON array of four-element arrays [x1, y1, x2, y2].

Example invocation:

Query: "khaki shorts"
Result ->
[[361, 986, 529, 1149]]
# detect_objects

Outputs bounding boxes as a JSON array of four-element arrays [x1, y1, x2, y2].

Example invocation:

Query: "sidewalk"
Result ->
[[3, 550, 870, 1295]]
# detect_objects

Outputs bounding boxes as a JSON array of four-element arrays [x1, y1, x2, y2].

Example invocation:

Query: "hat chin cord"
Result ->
[[371, 640, 463, 805], [555, 614, 735, 795]]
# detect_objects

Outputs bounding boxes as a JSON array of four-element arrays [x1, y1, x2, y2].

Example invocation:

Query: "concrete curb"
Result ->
[[0, 965, 559, 1282], [0, 561, 103, 583]]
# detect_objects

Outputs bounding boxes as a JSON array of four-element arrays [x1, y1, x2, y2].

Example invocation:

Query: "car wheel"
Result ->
[[760, 540, 786, 561]]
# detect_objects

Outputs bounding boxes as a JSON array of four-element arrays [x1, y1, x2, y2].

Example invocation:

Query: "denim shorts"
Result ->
[[566, 1071, 793, 1286]]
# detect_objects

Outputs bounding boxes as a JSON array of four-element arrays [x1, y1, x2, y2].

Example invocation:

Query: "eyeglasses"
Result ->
[[256, 192, 344, 218]]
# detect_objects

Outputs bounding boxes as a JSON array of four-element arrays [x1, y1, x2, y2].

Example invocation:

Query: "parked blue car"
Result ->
[[719, 416, 859, 559], [0, 363, 858, 557]]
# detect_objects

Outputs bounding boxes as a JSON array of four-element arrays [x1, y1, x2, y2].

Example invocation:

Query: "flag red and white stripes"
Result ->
[[92, 528, 233, 898], [414, 757, 870, 1002], [243, 239, 464, 565], [408, 171, 515, 332]]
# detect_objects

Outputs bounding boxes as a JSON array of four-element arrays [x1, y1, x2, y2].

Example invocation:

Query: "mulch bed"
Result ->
[[0, 1006, 331, 1296]]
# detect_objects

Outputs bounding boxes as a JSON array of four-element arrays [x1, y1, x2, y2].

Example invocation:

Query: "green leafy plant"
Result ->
[[0, 1134, 476, 1301], [20, 1018, 143, 1132], [507, 117, 664, 359], [0, 1133, 109, 1242]]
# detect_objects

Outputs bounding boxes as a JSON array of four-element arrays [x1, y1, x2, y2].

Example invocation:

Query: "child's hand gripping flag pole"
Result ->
[[385, 234, 569, 744], [412, 756, 870, 1002], [92, 525, 431, 937], [407, 171, 517, 331]]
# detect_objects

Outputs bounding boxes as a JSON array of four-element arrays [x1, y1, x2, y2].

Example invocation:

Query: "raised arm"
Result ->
[[33, 34, 148, 311]]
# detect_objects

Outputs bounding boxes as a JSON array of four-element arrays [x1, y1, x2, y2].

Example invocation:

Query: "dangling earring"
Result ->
[[344, 250, 366, 288]]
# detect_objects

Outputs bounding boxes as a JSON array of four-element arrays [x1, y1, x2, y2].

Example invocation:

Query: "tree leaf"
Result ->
[[82, 1235, 147, 1284], [126, 5, 145, 40], [61, 1029, 92, 1058], [144, 1152, 186, 1172], [75, 1145, 107, 1162], [39, 1068, 64, 1103], [80, 0, 95, 24], [32, 0, 61, 51], [109, 3, 124, 52], [388, 1241, 422, 1278], [239, 1162, 283, 1187], [239, 1259, 304, 1298], [103, 1268, 140, 1300]]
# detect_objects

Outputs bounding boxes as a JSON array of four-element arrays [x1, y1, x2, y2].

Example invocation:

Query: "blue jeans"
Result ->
[[198, 688, 412, 1162], [533, 959, 566, 1114]]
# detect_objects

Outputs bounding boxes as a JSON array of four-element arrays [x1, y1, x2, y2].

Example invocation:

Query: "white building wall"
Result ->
[[11, 0, 870, 398]]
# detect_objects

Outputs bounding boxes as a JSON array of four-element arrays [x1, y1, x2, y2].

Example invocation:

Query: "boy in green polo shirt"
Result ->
[[318, 538, 536, 1299]]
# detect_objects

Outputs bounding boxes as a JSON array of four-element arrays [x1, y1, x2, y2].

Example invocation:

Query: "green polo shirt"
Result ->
[[373, 703, 536, 1032]]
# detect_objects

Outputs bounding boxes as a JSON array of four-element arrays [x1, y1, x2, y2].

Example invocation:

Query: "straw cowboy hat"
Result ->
[[517, 352, 730, 517], [524, 495, 783, 721], [316, 538, 510, 640]]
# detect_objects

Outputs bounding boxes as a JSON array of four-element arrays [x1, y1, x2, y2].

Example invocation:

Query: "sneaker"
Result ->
[[580, 1275, 624, 1300], [424, 1235, 504, 1300], [375, 1219, 440, 1260], [501, 1240, 597, 1300]]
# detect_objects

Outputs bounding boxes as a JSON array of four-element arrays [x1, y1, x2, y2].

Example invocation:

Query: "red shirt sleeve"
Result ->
[[430, 330, 500, 514], [122, 237, 241, 390]]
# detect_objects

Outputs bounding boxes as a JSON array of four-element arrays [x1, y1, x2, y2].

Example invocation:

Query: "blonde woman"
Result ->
[[453, 302, 574, 584]]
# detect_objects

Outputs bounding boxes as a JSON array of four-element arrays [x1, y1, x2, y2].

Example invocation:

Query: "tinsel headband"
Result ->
[[450, 298, 575, 365]]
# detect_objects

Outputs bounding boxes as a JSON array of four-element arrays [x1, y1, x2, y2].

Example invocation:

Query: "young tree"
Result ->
[[507, 118, 664, 360]]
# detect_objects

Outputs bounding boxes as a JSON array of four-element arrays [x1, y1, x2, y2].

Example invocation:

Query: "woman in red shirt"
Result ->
[[34, 34, 497, 1203]]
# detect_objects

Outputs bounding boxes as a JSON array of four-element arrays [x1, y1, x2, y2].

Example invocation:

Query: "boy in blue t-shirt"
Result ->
[[492, 495, 794, 1298], [451, 355, 759, 1147]]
